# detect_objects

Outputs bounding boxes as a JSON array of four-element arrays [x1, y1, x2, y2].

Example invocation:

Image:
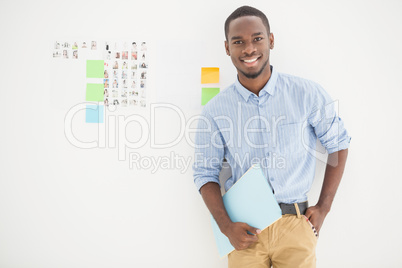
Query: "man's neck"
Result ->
[[238, 66, 272, 96]]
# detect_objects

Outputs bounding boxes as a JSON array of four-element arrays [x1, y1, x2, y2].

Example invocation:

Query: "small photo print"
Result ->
[[122, 61, 128, 69], [112, 69, 118, 78], [122, 79, 128, 88], [131, 51, 137, 60], [140, 71, 147, 79], [121, 99, 128, 107], [105, 51, 112, 60], [112, 79, 119, 88], [104, 88, 109, 97], [139, 62, 148, 68], [81, 41, 88, 48], [53, 51, 62, 58], [113, 61, 119, 69], [104, 98, 109, 106], [54, 41, 60, 49], [104, 79, 109, 88], [140, 100, 146, 107], [112, 90, 118, 98], [122, 51, 128, 60], [140, 80, 146, 89], [140, 88, 146, 98], [131, 71, 136, 79], [140, 52, 146, 61], [131, 42, 137, 51], [121, 90, 127, 98], [63, 50, 69, 59], [72, 50, 78, 59], [131, 61, 137, 69], [121, 70, 127, 79], [131, 80, 136, 89], [72, 42, 79, 49], [115, 52, 120, 59], [113, 99, 120, 106], [130, 90, 138, 97], [129, 99, 137, 106], [91, 41, 97, 50], [141, 42, 147, 51], [62, 42, 70, 49], [104, 70, 109, 78]]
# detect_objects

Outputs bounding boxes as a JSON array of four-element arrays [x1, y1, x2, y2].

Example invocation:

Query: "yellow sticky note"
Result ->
[[201, 67, 219, 84]]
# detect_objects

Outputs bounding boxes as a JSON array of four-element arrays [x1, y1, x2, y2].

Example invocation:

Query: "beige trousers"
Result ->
[[228, 205, 318, 268]]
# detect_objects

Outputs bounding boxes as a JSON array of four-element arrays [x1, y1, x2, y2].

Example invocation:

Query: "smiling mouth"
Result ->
[[243, 58, 258, 63], [241, 56, 261, 67]]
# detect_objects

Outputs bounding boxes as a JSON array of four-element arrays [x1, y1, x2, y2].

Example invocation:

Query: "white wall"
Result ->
[[1, 0, 401, 267]]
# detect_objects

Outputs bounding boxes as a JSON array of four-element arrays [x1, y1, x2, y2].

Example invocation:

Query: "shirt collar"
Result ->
[[235, 65, 278, 102]]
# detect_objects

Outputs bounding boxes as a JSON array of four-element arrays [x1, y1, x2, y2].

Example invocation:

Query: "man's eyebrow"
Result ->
[[231, 32, 264, 41], [231, 36, 242, 41], [252, 32, 264, 36]]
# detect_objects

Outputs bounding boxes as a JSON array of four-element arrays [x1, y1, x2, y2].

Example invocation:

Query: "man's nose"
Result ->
[[242, 42, 257, 55]]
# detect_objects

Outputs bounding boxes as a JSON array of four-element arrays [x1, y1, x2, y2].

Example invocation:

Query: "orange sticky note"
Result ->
[[201, 67, 219, 84]]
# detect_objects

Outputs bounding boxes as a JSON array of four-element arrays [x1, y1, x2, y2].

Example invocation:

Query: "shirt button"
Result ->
[[270, 177, 275, 181]]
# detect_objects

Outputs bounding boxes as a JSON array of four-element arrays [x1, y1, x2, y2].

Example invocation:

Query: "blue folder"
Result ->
[[211, 164, 282, 257]]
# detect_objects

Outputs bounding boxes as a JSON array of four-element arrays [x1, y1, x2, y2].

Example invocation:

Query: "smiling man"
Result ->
[[193, 5, 351, 268]]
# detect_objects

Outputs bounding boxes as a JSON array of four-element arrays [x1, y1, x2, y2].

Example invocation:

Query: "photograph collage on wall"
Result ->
[[102, 41, 148, 108], [52, 40, 149, 109]]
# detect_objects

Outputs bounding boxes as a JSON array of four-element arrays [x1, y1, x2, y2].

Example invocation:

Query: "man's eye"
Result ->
[[233, 41, 243, 44], [255, 37, 263, 41]]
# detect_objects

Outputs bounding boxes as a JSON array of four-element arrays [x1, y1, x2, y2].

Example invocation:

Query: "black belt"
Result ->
[[279, 201, 309, 215]]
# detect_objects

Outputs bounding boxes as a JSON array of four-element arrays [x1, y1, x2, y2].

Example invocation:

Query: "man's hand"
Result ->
[[304, 205, 330, 235], [304, 149, 349, 236], [199, 183, 261, 250], [200, 183, 261, 250], [222, 222, 261, 250]]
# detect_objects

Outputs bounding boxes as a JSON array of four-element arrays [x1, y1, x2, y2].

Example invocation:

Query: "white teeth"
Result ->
[[244, 58, 258, 63]]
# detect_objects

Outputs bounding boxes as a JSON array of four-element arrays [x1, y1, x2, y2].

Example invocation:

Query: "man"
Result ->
[[193, 5, 351, 268]]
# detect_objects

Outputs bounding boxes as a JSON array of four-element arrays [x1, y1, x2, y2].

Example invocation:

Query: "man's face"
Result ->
[[225, 16, 274, 80]]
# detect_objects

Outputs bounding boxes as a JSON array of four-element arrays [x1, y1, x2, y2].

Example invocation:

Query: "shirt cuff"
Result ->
[[326, 136, 351, 154], [195, 177, 221, 193]]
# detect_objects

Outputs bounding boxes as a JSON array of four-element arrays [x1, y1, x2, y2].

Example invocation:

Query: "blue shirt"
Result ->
[[192, 66, 351, 204]]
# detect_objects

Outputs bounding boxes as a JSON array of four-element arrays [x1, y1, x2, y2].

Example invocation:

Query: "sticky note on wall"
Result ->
[[202, 88, 220, 105], [86, 83, 104, 101], [86, 60, 104, 78], [201, 67, 219, 84], [86, 105, 104, 123]]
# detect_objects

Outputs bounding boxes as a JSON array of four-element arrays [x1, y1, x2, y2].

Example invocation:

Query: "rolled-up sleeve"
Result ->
[[192, 108, 225, 192], [308, 84, 351, 154]]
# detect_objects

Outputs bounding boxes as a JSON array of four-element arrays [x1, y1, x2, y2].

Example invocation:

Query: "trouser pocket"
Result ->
[[303, 215, 318, 238]]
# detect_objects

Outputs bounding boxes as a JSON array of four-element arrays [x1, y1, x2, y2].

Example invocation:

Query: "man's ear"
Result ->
[[269, 33, 275, 49], [224, 40, 230, 56]]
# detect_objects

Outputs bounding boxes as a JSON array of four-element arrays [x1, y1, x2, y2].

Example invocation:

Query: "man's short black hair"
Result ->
[[224, 6, 270, 40]]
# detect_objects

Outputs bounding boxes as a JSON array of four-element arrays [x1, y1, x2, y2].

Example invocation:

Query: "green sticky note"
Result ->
[[86, 83, 104, 101], [86, 60, 104, 78], [201, 87, 220, 105]]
